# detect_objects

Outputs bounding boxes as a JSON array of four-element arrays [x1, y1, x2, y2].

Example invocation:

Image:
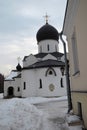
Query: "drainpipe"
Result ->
[[59, 31, 72, 113]]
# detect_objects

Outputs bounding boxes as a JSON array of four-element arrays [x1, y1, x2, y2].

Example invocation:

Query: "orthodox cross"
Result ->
[[43, 13, 50, 24], [17, 57, 21, 64]]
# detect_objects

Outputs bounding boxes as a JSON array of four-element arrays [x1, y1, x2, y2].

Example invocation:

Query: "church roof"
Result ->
[[23, 56, 29, 61], [13, 73, 21, 79], [23, 52, 64, 61], [22, 59, 65, 70], [34, 53, 47, 58], [34, 52, 63, 58], [5, 70, 18, 81], [49, 52, 64, 57]]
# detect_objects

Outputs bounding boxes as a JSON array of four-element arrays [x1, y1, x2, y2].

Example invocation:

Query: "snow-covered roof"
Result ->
[[5, 70, 18, 81]]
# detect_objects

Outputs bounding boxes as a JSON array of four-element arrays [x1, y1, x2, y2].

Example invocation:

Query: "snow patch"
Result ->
[[5, 70, 18, 80], [0, 95, 83, 130], [0, 93, 3, 99], [25, 96, 67, 104], [66, 114, 81, 124], [0, 98, 43, 130]]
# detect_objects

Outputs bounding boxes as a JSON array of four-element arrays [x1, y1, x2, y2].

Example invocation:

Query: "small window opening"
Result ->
[[40, 46, 42, 52], [60, 78, 64, 87], [47, 44, 49, 51], [55, 45, 57, 52], [24, 82, 26, 90], [45, 68, 56, 76], [39, 79, 42, 89], [17, 87, 20, 92], [49, 70, 53, 75], [78, 102, 83, 120]]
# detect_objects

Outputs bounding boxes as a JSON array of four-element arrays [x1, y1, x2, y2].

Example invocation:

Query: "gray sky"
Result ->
[[0, 0, 67, 75]]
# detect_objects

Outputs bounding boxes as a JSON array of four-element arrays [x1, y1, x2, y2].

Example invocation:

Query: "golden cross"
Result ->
[[44, 13, 50, 24], [17, 57, 21, 64]]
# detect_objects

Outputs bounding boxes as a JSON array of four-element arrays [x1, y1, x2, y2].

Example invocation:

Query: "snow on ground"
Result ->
[[66, 114, 81, 124], [0, 98, 43, 130], [66, 114, 82, 130], [24, 95, 67, 104], [68, 125, 82, 130], [0, 93, 3, 98], [0, 94, 83, 130]]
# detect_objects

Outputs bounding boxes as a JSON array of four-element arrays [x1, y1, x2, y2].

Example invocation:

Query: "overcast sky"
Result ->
[[0, 0, 67, 76]]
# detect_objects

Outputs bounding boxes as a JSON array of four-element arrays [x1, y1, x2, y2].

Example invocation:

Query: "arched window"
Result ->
[[40, 46, 42, 52], [39, 79, 42, 89], [60, 78, 64, 88], [47, 44, 49, 51], [55, 45, 57, 52], [23, 82, 26, 90], [45, 67, 56, 76], [17, 87, 20, 91], [49, 70, 53, 75]]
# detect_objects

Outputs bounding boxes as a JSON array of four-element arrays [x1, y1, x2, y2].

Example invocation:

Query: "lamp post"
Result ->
[[59, 31, 72, 113], [60, 66, 65, 76]]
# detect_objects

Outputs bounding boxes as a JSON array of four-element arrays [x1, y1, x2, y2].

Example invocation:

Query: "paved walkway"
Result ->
[[35, 100, 68, 130]]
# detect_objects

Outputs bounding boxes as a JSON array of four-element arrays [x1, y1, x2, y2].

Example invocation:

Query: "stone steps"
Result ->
[[66, 114, 83, 126]]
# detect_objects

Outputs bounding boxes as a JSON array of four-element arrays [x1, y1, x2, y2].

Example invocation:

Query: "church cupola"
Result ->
[[16, 63, 22, 71], [36, 23, 59, 43], [36, 14, 59, 53], [16, 57, 22, 71]]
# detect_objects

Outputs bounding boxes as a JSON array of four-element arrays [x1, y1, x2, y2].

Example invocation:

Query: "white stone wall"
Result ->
[[14, 78, 21, 97], [38, 40, 59, 53], [36, 68, 66, 97], [4, 78, 21, 97], [21, 67, 66, 97], [21, 69, 37, 97], [4, 80, 15, 97]]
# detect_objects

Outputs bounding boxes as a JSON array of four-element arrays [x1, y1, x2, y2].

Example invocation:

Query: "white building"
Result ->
[[4, 20, 67, 98]]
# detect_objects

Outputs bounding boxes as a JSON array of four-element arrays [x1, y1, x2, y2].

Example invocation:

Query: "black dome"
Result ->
[[16, 63, 22, 71], [36, 23, 59, 43]]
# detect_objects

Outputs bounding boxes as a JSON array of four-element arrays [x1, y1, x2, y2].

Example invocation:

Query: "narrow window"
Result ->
[[39, 79, 42, 89], [17, 87, 20, 92], [40, 46, 42, 52], [71, 30, 79, 75], [47, 44, 49, 51], [60, 78, 64, 88], [55, 45, 57, 52], [78, 102, 83, 120], [23, 82, 26, 90]]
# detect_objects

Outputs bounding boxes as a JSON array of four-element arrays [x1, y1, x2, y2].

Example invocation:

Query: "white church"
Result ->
[[4, 18, 67, 98]]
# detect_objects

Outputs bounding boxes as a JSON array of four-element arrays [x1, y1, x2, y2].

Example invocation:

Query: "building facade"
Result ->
[[4, 21, 67, 98], [63, 0, 87, 128]]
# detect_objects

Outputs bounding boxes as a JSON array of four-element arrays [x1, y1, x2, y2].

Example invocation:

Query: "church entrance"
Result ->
[[8, 87, 14, 97]]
